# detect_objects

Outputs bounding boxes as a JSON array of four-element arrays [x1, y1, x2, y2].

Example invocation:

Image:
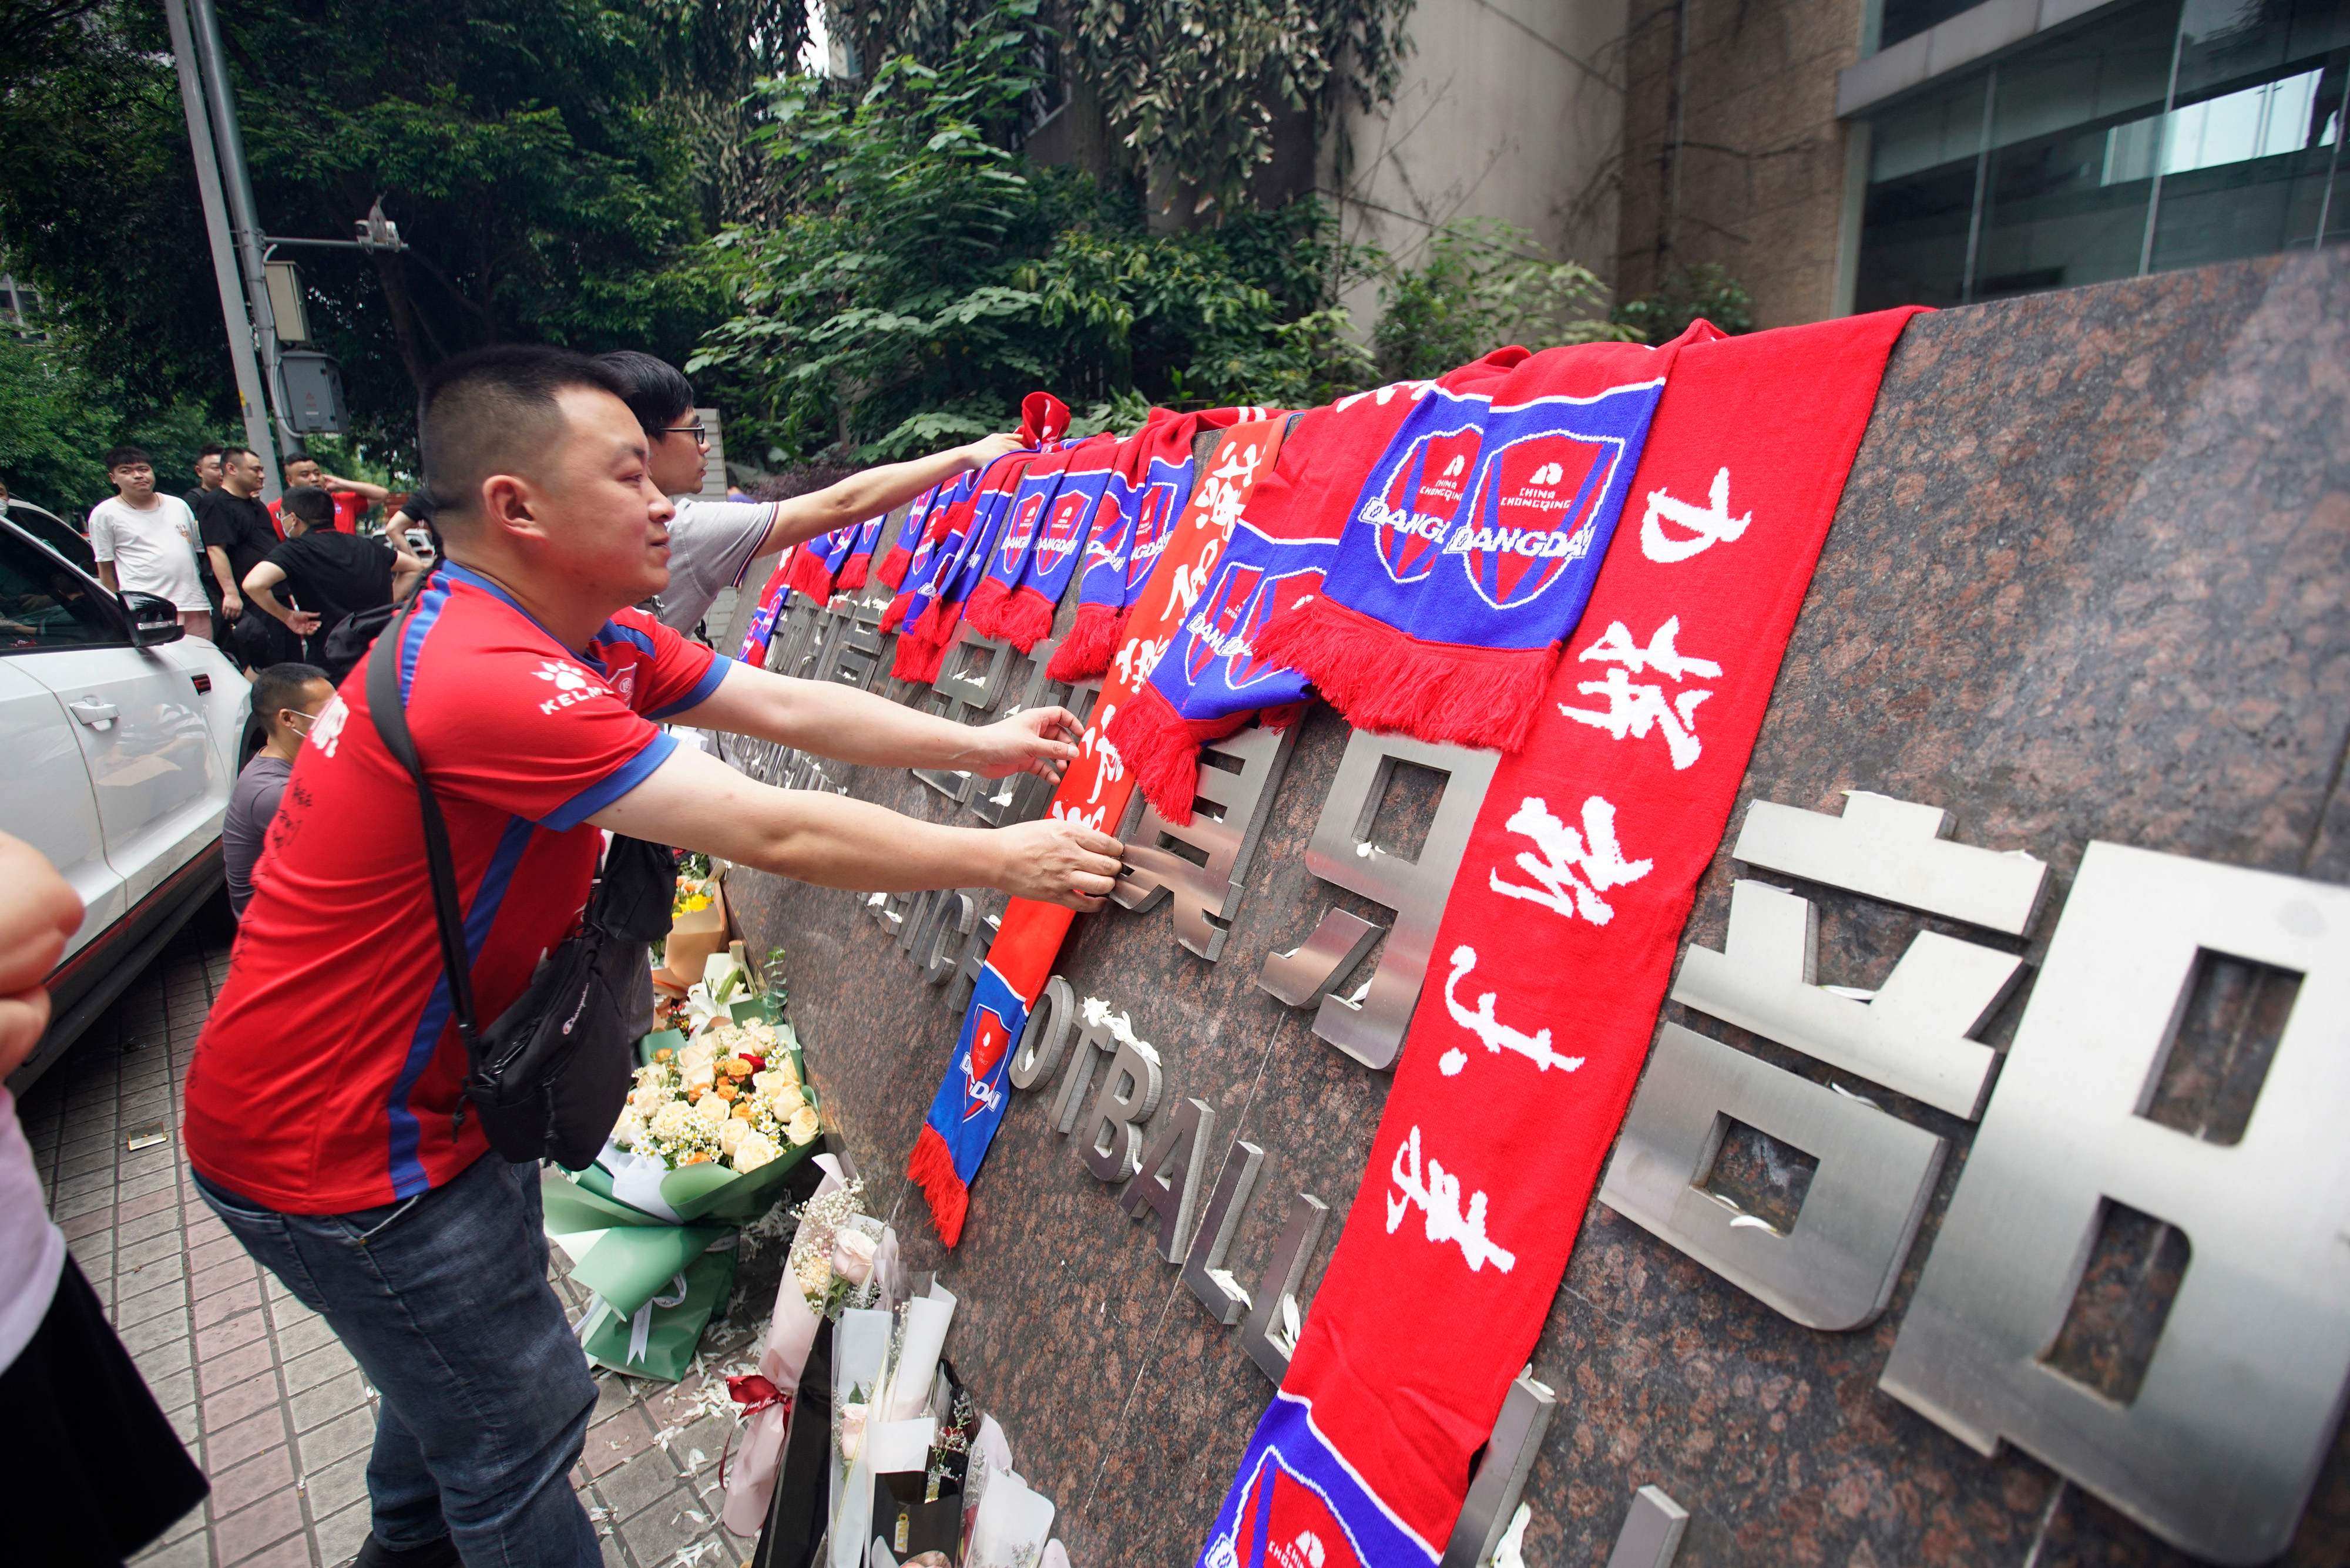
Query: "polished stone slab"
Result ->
[[719, 248, 2349, 1566]]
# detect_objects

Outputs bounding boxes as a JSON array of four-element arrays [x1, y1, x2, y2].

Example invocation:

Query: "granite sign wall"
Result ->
[[715, 250, 2349, 1566]]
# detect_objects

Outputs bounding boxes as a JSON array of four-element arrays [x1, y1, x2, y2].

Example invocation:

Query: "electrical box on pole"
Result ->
[[279, 351, 348, 434], [263, 260, 311, 345]]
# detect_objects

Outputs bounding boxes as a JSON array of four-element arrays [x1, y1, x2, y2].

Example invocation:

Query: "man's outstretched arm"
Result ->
[[588, 744, 1122, 911], [666, 658, 1082, 780], [753, 432, 1024, 558]]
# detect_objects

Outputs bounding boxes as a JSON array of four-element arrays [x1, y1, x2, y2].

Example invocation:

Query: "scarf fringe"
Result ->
[[1102, 683, 1255, 825], [835, 556, 871, 593], [993, 587, 1057, 653], [879, 590, 918, 634], [874, 546, 913, 592], [961, 577, 1012, 639], [907, 1124, 968, 1248], [1250, 596, 1552, 753], [1048, 603, 1122, 682], [891, 630, 950, 685], [785, 551, 835, 603]]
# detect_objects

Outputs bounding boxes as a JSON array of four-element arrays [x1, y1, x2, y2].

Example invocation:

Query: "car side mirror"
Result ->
[[121, 591, 186, 647]]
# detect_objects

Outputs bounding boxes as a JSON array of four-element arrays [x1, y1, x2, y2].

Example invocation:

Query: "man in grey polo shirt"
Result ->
[[596, 352, 1018, 634]]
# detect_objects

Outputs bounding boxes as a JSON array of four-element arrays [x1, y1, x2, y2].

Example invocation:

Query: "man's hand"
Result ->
[[961, 432, 1025, 470], [221, 590, 243, 620], [956, 706, 1086, 781], [991, 818, 1124, 911], [0, 832, 85, 1078], [286, 609, 322, 635]]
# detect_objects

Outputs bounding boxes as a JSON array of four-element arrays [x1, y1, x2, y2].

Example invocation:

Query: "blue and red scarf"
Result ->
[[875, 479, 955, 593], [963, 437, 1097, 644], [989, 434, 1119, 650], [892, 449, 1033, 683], [907, 417, 1291, 1247], [1048, 408, 1250, 681], [736, 556, 796, 664], [832, 510, 891, 593], [1197, 310, 1923, 1568], [784, 522, 857, 602], [1252, 331, 1708, 753]]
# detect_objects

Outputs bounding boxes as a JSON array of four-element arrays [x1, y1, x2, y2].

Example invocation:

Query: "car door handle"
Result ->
[[69, 697, 120, 730]]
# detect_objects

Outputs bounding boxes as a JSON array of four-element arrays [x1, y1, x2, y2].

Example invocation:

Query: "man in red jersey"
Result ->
[[183, 345, 1120, 1568]]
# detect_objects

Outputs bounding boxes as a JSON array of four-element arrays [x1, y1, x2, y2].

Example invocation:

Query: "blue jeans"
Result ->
[[195, 1154, 599, 1568]]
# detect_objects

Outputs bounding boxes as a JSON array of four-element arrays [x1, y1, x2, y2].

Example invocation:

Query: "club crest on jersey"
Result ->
[[960, 1005, 1013, 1122], [1211, 1450, 1367, 1568], [1359, 412, 1483, 586], [1452, 424, 1620, 610]]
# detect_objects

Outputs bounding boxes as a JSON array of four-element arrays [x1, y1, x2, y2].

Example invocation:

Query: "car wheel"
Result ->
[[239, 713, 268, 768]]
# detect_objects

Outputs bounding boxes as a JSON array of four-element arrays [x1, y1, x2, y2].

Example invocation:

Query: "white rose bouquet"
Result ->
[[541, 997, 827, 1382]]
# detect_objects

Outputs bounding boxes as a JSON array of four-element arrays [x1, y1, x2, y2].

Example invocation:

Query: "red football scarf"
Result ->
[[891, 449, 1033, 683], [1098, 361, 1519, 821], [1254, 330, 1708, 753], [879, 477, 971, 629], [906, 418, 1290, 1245], [1198, 308, 1923, 1567], [964, 437, 1107, 644]]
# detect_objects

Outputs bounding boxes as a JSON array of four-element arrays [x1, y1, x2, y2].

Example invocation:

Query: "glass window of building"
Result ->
[[1854, 0, 2350, 313]]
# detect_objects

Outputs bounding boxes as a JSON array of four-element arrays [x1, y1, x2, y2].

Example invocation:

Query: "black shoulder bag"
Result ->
[[364, 590, 677, 1169]]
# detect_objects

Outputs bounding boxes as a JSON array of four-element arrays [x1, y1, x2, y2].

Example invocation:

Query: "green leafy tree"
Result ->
[[1371, 220, 1637, 381], [690, 1, 1378, 464], [0, 0, 774, 459], [1612, 262, 1755, 344], [0, 333, 216, 518]]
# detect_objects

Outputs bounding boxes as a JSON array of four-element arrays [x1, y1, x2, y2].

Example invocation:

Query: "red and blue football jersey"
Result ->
[[184, 562, 728, 1213]]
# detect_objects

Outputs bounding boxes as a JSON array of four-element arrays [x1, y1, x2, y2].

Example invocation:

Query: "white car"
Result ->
[[1, 513, 250, 1090]]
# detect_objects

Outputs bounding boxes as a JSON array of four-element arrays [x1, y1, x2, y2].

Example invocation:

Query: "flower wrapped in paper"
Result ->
[[541, 995, 826, 1381]]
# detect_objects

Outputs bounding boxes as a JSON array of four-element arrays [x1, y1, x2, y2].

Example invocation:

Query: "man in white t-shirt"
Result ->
[[88, 445, 213, 641], [595, 352, 1019, 634]]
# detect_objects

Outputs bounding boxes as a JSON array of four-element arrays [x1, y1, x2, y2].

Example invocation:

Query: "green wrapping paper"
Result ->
[[543, 996, 822, 1379]]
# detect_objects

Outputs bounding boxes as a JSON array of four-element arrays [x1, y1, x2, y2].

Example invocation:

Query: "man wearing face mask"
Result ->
[[222, 662, 333, 918], [595, 351, 1020, 634]]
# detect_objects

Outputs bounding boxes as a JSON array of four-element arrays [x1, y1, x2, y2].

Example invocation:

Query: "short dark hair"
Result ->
[[221, 445, 258, 465], [251, 662, 330, 736], [280, 485, 335, 529], [197, 443, 226, 461], [105, 446, 152, 471], [418, 344, 630, 525], [284, 449, 315, 467], [596, 350, 695, 434]]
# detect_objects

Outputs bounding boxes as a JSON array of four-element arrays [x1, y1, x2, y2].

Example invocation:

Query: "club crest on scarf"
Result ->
[[960, 1004, 1015, 1123], [1350, 388, 1648, 622], [1124, 461, 1189, 593], [1200, 1396, 1433, 1568]]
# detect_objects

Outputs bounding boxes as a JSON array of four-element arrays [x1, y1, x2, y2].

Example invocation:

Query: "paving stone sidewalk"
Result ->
[[19, 909, 767, 1568]]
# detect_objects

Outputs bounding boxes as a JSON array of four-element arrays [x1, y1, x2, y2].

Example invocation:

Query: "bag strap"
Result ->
[[364, 579, 483, 1057]]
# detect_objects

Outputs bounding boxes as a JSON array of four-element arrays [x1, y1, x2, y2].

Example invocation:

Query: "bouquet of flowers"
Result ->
[[540, 989, 827, 1381]]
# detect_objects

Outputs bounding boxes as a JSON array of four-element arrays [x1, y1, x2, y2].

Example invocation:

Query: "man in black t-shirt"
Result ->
[[242, 487, 419, 672], [197, 446, 299, 670]]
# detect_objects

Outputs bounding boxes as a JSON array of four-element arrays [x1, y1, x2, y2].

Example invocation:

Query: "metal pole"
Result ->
[[162, 0, 278, 496], [185, 0, 288, 499]]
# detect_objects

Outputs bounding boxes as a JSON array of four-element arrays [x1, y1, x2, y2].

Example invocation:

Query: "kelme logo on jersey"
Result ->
[[532, 659, 604, 716]]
